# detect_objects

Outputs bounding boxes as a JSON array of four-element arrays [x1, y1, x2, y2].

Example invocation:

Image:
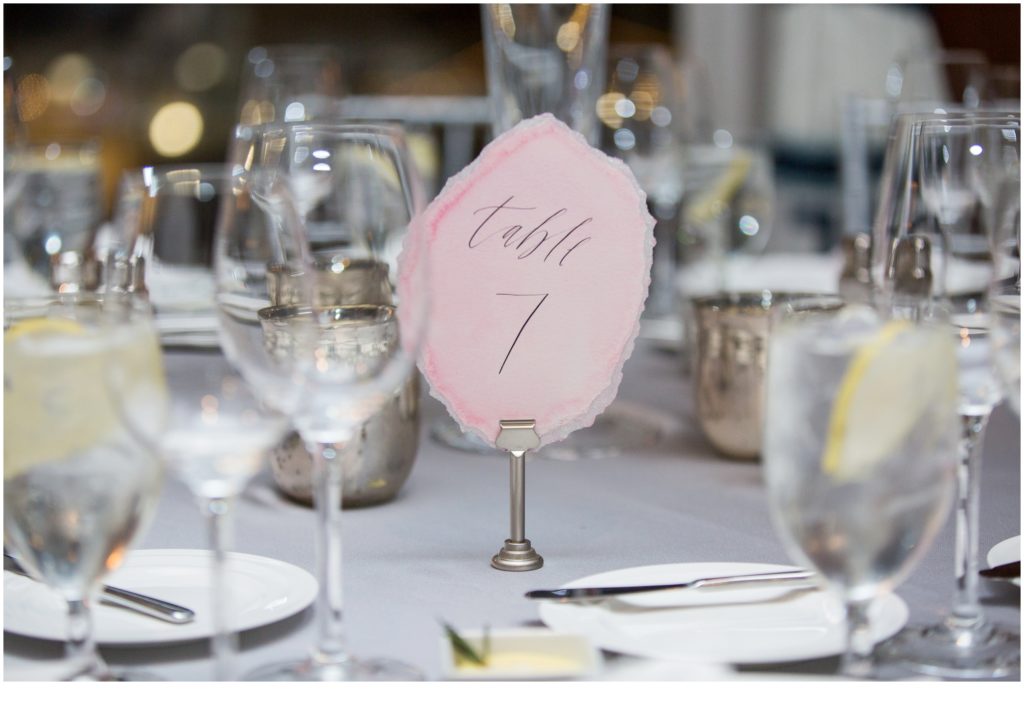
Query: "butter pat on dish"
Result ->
[[440, 628, 602, 680]]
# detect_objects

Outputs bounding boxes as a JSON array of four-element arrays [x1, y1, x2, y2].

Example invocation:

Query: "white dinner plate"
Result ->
[[986, 536, 1021, 586], [4, 549, 318, 645], [538, 562, 909, 665]]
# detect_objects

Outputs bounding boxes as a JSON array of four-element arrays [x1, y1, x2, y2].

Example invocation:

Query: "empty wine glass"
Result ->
[[214, 122, 428, 681], [3, 142, 103, 296], [599, 43, 684, 321], [3, 292, 167, 680], [236, 44, 345, 128], [481, 3, 609, 144], [125, 164, 290, 680], [764, 301, 958, 678], [870, 110, 1020, 305], [874, 117, 1021, 679]]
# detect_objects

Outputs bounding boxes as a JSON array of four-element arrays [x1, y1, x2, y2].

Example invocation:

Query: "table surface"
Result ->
[[4, 340, 1020, 681]]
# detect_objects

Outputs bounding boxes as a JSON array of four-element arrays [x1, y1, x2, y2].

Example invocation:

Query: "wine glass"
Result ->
[[236, 43, 345, 128], [124, 164, 290, 680], [870, 110, 1020, 305], [763, 300, 958, 678], [229, 44, 346, 178], [599, 43, 684, 322], [481, 3, 610, 145], [874, 118, 1021, 678], [3, 292, 167, 680], [3, 142, 104, 296], [214, 122, 428, 681]]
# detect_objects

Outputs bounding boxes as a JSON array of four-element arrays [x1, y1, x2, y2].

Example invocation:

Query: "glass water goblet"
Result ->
[[764, 302, 959, 678], [3, 292, 167, 680], [214, 122, 428, 681]]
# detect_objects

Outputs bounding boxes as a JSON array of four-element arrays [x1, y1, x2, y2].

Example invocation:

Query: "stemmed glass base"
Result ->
[[245, 656, 423, 682], [876, 619, 1020, 679]]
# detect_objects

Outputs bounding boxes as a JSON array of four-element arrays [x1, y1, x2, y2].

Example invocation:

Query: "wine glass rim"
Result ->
[[690, 291, 828, 311], [126, 162, 235, 184], [896, 111, 1020, 127], [4, 291, 154, 325], [257, 121, 408, 140]]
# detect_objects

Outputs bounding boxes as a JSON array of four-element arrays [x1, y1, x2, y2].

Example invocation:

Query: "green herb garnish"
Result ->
[[441, 620, 489, 666]]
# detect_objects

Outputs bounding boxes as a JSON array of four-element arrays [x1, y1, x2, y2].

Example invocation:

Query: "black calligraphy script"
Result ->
[[467, 196, 592, 266]]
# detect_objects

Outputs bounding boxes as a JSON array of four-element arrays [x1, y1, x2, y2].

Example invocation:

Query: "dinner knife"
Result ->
[[525, 568, 817, 601], [979, 561, 1021, 579], [4, 552, 195, 624]]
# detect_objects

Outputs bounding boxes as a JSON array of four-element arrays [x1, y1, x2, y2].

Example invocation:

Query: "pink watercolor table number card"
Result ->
[[399, 114, 654, 570]]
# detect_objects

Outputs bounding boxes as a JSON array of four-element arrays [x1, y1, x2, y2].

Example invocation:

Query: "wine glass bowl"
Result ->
[[237, 44, 345, 128], [481, 3, 610, 144]]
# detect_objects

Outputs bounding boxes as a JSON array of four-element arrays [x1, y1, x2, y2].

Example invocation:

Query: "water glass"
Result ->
[[764, 303, 958, 677], [4, 293, 167, 680]]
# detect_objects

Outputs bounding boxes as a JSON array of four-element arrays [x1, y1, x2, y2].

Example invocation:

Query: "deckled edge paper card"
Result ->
[[398, 114, 655, 448]]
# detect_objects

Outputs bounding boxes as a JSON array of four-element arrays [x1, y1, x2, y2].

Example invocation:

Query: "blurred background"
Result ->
[[3, 3, 1020, 252]]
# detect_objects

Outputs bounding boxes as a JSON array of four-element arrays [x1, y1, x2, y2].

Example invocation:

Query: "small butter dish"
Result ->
[[440, 627, 602, 680]]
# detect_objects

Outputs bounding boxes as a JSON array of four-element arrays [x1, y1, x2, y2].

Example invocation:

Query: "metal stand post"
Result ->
[[491, 419, 543, 571]]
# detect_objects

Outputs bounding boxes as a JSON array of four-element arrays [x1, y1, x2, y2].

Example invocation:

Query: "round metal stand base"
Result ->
[[491, 539, 543, 572]]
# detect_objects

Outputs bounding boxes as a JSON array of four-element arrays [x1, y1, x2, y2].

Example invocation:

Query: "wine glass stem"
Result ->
[[949, 413, 989, 628], [65, 597, 105, 678], [202, 495, 237, 681], [841, 599, 875, 678], [310, 439, 350, 665]]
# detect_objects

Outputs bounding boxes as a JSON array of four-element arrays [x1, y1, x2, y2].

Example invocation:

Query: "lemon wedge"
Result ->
[[5, 316, 86, 341], [4, 316, 165, 481], [822, 320, 955, 482]]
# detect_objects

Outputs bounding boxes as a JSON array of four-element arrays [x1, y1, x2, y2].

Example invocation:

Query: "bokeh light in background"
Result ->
[[16, 73, 49, 121], [175, 42, 228, 92], [3, 3, 1017, 219], [71, 77, 106, 116], [45, 52, 93, 105], [149, 101, 203, 157]]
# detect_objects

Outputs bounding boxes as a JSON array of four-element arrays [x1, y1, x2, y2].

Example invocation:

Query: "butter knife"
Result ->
[[980, 561, 1021, 579], [4, 552, 195, 624], [525, 569, 816, 601]]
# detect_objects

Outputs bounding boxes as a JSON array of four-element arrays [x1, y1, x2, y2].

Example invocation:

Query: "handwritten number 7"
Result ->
[[495, 293, 549, 375]]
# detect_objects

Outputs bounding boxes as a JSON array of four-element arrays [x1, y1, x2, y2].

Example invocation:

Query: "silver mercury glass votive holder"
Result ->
[[260, 259, 420, 507], [691, 291, 823, 460]]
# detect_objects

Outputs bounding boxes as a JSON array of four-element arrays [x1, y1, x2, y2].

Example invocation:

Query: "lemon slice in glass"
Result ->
[[4, 316, 164, 480], [822, 320, 955, 483]]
